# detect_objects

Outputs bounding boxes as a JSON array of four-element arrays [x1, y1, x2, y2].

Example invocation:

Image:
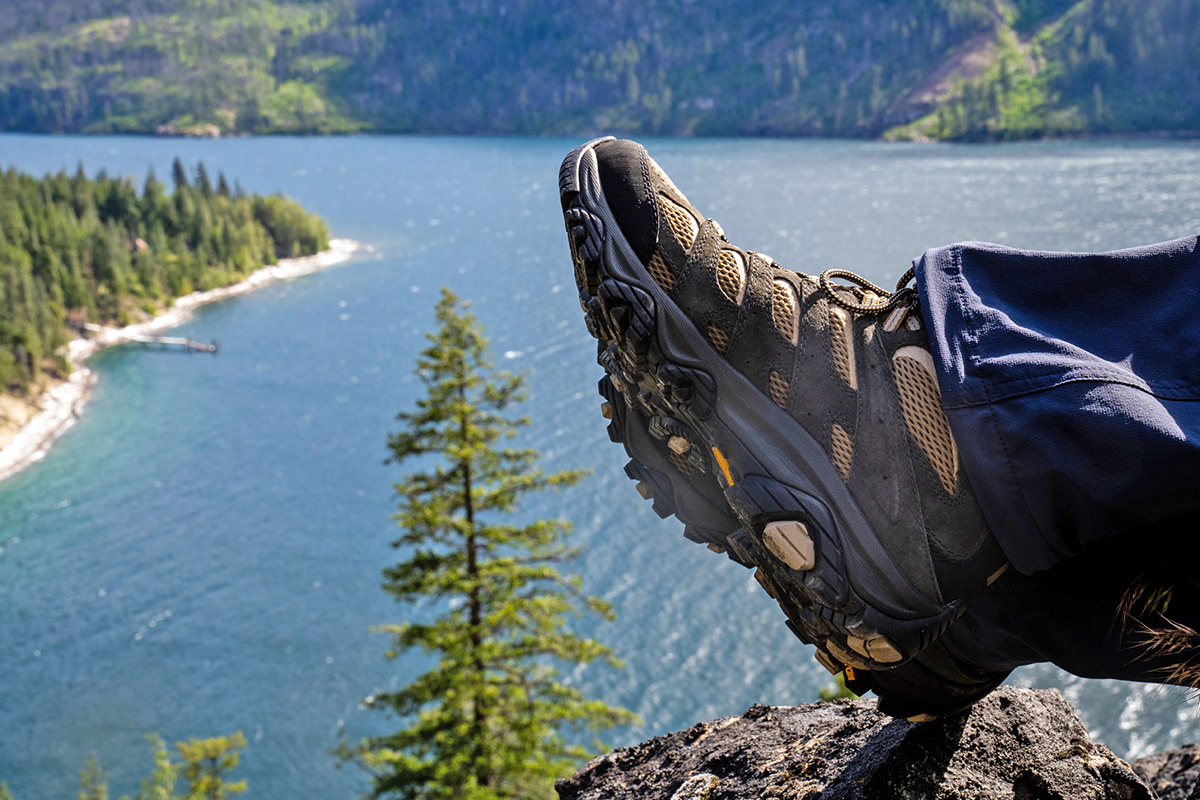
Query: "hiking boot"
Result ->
[[559, 137, 1009, 676]]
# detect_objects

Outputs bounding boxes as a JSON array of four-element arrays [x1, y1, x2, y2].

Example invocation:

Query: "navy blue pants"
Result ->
[[913, 236, 1200, 680], [915, 235, 1200, 576]]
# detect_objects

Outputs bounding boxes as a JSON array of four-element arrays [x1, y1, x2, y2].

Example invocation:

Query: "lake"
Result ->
[[1, 134, 1198, 798]]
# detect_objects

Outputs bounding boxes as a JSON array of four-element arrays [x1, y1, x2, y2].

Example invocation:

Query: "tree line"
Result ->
[[0, 158, 328, 392], [1, 733, 247, 800], [0, 0, 1196, 140]]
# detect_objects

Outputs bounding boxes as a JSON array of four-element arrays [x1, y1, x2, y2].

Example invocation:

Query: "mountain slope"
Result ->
[[0, 0, 1194, 140]]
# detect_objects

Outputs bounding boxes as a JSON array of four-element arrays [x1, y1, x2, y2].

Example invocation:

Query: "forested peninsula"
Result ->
[[0, 160, 329, 393], [0, 0, 1197, 142]]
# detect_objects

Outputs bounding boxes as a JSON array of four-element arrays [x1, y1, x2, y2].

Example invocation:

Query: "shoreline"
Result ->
[[0, 238, 363, 485]]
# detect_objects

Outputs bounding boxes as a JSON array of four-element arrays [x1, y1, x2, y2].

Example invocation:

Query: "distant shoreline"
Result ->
[[0, 238, 363, 486], [7, 129, 1196, 143]]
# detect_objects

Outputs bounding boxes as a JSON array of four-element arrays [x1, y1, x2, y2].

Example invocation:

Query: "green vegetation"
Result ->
[[176, 733, 250, 800], [344, 289, 635, 800], [4, 733, 247, 800], [817, 672, 862, 703], [0, 0, 1196, 139], [886, 0, 1200, 141], [0, 0, 363, 135], [0, 159, 328, 393]]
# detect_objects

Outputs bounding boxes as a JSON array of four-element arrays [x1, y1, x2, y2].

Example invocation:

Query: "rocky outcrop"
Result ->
[[1131, 745, 1200, 800], [557, 686, 1167, 799]]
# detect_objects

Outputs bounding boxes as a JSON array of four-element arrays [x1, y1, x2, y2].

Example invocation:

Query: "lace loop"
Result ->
[[819, 266, 918, 315]]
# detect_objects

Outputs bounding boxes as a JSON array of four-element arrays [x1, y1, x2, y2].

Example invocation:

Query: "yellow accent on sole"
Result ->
[[711, 446, 734, 487]]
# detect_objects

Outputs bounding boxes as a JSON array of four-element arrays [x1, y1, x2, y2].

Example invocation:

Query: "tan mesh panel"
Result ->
[[771, 279, 799, 345], [660, 195, 698, 250], [830, 422, 855, 481], [669, 449, 695, 477], [827, 307, 857, 390], [714, 249, 746, 305], [647, 248, 675, 291], [892, 346, 959, 494], [768, 369, 789, 409], [707, 321, 730, 354]]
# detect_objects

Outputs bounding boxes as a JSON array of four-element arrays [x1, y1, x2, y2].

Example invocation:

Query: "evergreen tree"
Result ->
[[171, 158, 188, 193], [134, 735, 179, 800], [176, 732, 248, 800], [33, 733, 248, 800], [79, 754, 108, 800], [194, 163, 212, 199], [351, 289, 635, 800]]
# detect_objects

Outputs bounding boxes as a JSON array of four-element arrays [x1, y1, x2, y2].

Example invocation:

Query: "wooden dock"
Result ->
[[82, 323, 218, 353]]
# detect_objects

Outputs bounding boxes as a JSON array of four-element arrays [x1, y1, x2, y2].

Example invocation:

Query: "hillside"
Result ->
[[0, 0, 1196, 140]]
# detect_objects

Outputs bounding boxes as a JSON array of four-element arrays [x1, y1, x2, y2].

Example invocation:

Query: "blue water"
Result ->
[[1, 135, 1198, 798]]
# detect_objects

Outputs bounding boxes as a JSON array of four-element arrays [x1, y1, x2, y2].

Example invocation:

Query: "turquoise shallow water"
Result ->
[[1, 134, 1199, 798]]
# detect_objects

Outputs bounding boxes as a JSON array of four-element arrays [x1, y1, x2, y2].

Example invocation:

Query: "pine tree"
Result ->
[[133, 735, 179, 800], [176, 732, 247, 800], [351, 288, 635, 800], [194, 163, 212, 199], [171, 158, 189, 193], [79, 753, 108, 800]]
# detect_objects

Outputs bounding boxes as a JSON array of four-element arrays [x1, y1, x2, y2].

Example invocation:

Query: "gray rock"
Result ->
[[557, 686, 1154, 800], [1132, 744, 1200, 800]]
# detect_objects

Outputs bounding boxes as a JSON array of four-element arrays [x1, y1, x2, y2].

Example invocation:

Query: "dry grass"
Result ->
[[1119, 574, 1200, 693]]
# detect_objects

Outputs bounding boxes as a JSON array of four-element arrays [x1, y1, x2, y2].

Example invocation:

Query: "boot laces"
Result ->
[[818, 266, 918, 315]]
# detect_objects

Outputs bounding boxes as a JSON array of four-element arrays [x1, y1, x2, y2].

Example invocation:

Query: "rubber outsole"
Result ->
[[863, 640, 1009, 721], [559, 138, 964, 672]]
